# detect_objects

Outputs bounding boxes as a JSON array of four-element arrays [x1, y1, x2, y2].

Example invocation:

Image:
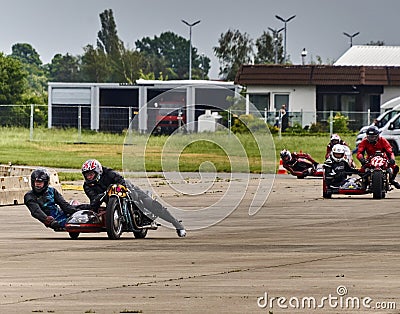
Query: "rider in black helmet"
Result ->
[[24, 168, 79, 230]]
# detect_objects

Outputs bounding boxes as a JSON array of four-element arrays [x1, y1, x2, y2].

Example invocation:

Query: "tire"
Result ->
[[133, 229, 148, 239], [105, 197, 123, 240], [323, 191, 332, 199], [69, 232, 80, 239], [131, 209, 148, 239], [322, 178, 331, 198], [372, 170, 384, 199]]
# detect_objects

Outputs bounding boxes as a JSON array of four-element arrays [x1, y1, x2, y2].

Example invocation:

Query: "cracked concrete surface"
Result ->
[[1, 175, 399, 313]]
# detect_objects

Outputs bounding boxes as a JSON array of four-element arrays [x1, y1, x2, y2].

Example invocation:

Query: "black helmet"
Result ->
[[366, 125, 380, 144], [31, 168, 50, 194]]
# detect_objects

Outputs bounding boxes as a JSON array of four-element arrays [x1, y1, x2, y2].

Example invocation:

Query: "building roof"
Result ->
[[235, 64, 400, 86], [235, 45, 400, 87], [334, 45, 400, 66]]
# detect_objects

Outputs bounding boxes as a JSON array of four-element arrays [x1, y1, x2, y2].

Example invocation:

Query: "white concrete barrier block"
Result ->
[[0, 165, 62, 206]]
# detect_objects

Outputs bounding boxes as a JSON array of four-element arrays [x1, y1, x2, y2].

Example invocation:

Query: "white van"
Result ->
[[355, 106, 400, 147], [379, 112, 400, 155], [357, 112, 400, 155]]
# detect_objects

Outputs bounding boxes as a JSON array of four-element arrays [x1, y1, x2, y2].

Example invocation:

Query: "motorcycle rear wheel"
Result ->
[[322, 191, 332, 199], [131, 209, 148, 239], [105, 197, 123, 239], [133, 229, 148, 239]]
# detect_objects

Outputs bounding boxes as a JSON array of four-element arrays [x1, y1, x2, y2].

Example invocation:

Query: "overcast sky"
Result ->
[[2, 0, 400, 79]]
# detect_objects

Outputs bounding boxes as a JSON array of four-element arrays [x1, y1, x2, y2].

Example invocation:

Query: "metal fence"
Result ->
[[0, 104, 382, 141]]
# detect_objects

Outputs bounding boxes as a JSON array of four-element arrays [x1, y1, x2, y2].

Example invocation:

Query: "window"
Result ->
[[274, 94, 289, 111], [249, 94, 270, 113], [341, 95, 356, 112]]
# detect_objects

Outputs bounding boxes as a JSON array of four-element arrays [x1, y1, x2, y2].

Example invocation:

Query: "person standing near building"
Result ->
[[279, 104, 289, 131]]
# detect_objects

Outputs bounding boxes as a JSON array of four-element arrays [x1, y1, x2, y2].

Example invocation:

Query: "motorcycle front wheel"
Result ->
[[372, 170, 385, 199], [105, 197, 123, 239]]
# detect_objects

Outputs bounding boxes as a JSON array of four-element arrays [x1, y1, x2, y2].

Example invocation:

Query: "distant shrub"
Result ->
[[231, 114, 269, 133], [328, 112, 349, 133], [309, 122, 327, 133]]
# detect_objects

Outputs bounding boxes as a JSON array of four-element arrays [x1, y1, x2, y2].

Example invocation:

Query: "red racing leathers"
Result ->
[[356, 136, 398, 177], [282, 152, 319, 177]]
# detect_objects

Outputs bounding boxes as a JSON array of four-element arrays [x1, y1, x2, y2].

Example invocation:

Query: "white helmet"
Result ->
[[81, 159, 103, 184], [331, 144, 345, 162], [330, 133, 341, 145], [280, 149, 291, 162]]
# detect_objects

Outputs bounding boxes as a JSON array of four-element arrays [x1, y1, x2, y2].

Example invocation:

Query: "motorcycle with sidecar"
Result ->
[[322, 152, 393, 199], [62, 184, 159, 239]]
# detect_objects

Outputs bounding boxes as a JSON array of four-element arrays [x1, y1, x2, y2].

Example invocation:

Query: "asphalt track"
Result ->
[[1, 174, 400, 313]]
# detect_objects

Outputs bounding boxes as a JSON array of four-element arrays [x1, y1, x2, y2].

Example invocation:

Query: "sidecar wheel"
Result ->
[[69, 232, 80, 239], [106, 197, 123, 240], [133, 229, 148, 239]]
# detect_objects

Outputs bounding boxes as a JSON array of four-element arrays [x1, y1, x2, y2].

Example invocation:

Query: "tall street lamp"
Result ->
[[268, 27, 284, 64], [343, 31, 360, 47], [181, 19, 201, 80], [275, 14, 296, 64]]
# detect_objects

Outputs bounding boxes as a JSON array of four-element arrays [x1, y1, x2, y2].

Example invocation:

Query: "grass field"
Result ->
[[0, 127, 361, 180]]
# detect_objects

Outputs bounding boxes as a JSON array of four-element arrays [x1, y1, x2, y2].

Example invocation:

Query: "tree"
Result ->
[[192, 53, 211, 79], [97, 9, 123, 56], [48, 53, 80, 82], [136, 53, 176, 81], [135, 31, 210, 79], [10, 43, 47, 103], [213, 29, 253, 80], [11, 43, 42, 67], [117, 49, 151, 84], [0, 53, 31, 126], [97, 9, 126, 82], [80, 44, 111, 82], [254, 31, 283, 64], [0, 53, 27, 104]]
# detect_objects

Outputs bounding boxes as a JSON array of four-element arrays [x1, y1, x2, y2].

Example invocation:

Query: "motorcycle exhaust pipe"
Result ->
[[134, 222, 161, 230]]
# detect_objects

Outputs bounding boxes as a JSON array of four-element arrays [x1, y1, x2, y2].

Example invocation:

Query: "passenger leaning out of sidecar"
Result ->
[[356, 125, 400, 189], [323, 144, 359, 188], [24, 168, 79, 230]]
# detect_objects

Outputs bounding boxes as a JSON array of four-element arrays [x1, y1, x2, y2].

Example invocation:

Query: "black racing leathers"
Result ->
[[83, 167, 127, 210], [82, 167, 184, 230], [323, 157, 358, 188]]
